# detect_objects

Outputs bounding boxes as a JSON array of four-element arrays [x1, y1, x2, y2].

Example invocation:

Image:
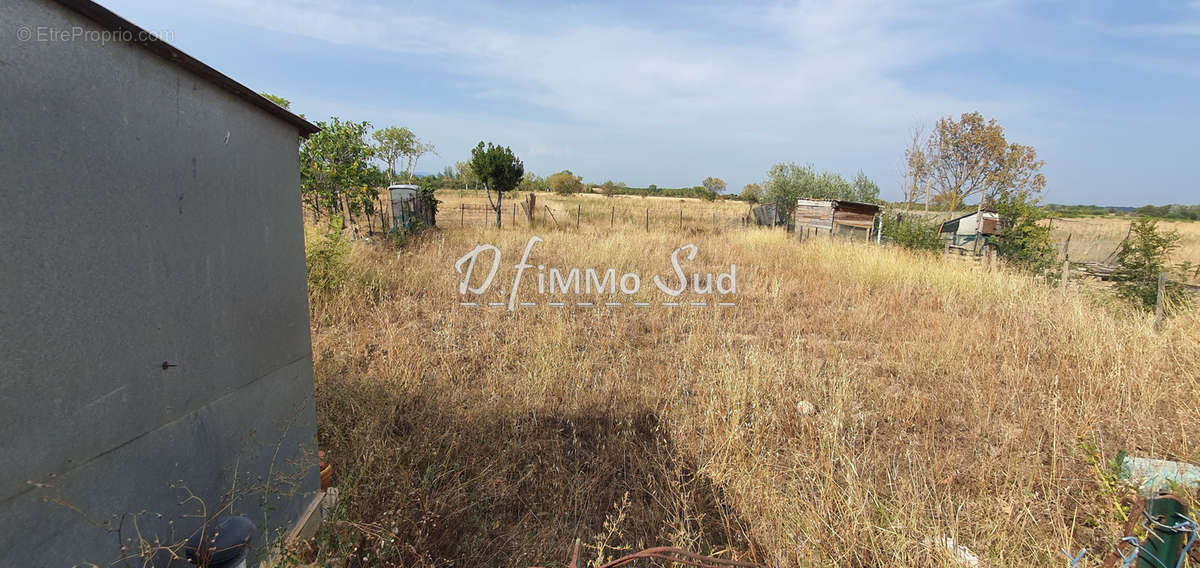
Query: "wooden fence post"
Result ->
[[577, 204, 581, 228], [460, 203, 464, 227], [611, 206, 614, 228], [1154, 272, 1167, 331], [679, 208, 683, 230], [645, 208, 649, 232]]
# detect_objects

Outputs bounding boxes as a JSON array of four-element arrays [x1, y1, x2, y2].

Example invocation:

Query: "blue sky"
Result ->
[[104, 0, 1199, 205]]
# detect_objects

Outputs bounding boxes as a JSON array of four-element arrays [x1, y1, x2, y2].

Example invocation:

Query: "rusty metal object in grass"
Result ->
[[533, 542, 761, 568]]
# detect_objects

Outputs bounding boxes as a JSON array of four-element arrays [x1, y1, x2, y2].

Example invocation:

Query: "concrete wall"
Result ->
[[0, 1, 320, 565]]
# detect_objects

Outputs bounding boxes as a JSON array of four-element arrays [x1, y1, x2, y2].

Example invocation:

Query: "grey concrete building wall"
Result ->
[[0, 1, 320, 565]]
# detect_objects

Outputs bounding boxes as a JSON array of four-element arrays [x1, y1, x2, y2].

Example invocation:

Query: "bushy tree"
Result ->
[[763, 163, 865, 223], [300, 117, 378, 231], [850, 171, 880, 203], [470, 141, 524, 227], [990, 190, 1057, 274], [519, 172, 549, 193], [372, 126, 415, 182], [548, 170, 583, 195], [372, 126, 436, 181], [1113, 218, 1192, 311], [740, 183, 763, 203], [909, 112, 1045, 213], [880, 213, 942, 252], [702, 177, 727, 196]]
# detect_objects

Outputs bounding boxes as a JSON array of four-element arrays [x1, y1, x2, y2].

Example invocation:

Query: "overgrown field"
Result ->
[[305, 222, 1199, 567], [1047, 216, 1200, 267]]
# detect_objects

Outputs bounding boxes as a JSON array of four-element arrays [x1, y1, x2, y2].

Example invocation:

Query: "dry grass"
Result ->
[[1047, 216, 1200, 267], [305, 220, 1200, 567]]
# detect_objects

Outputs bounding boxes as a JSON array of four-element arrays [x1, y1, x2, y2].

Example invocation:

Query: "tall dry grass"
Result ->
[[1047, 217, 1200, 267], [305, 221, 1200, 567]]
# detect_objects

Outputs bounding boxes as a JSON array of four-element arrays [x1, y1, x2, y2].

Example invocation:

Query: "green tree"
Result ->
[[470, 141, 524, 227], [300, 117, 378, 232], [850, 171, 880, 203], [548, 170, 584, 195], [1112, 218, 1192, 311], [763, 163, 816, 223], [740, 183, 763, 203], [519, 172, 549, 193], [880, 212, 942, 252], [455, 160, 480, 190], [702, 177, 726, 195], [372, 126, 415, 182], [990, 190, 1057, 274]]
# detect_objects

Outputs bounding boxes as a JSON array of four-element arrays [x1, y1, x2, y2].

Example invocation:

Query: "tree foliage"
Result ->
[[763, 163, 879, 223], [259, 92, 291, 110], [702, 177, 727, 196], [740, 183, 763, 203], [851, 171, 880, 203], [371, 126, 436, 182], [599, 180, 625, 198], [990, 190, 1057, 275], [470, 141, 524, 227], [372, 126, 415, 182], [910, 112, 1045, 213], [880, 213, 942, 252], [548, 170, 584, 195], [300, 117, 380, 231], [519, 172, 550, 193]]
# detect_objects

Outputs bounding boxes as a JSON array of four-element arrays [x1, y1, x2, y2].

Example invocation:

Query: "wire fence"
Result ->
[[447, 202, 761, 233]]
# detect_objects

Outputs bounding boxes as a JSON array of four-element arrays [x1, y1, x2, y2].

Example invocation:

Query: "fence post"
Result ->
[[577, 204, 581, 228], [1154, 271, 1167, 331], [611, 206, 614, 228], [645, 208, 649, 232], [679, 208, 683, 230], [512, 203, 516, 227], [1061, 260, 1069, 289], [460, 203, 464, 227]]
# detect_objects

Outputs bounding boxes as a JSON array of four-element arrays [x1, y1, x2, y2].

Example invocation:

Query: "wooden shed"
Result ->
[[795, 199, 881, 241]]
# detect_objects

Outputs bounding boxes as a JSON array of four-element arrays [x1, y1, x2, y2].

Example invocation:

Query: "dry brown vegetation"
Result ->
[[1047, 216, 1200, 267], [304, 213, 1200, 567]]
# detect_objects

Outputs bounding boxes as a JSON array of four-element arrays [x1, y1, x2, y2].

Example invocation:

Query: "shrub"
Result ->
[[305, 218, 349, 297], [1113, 218, 1192, 311], [992, 191, 1058, 275], [880, 212, 942, 252]]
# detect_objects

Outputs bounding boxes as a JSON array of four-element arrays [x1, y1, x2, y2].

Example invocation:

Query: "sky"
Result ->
[[102, 0, 1200, 205]]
